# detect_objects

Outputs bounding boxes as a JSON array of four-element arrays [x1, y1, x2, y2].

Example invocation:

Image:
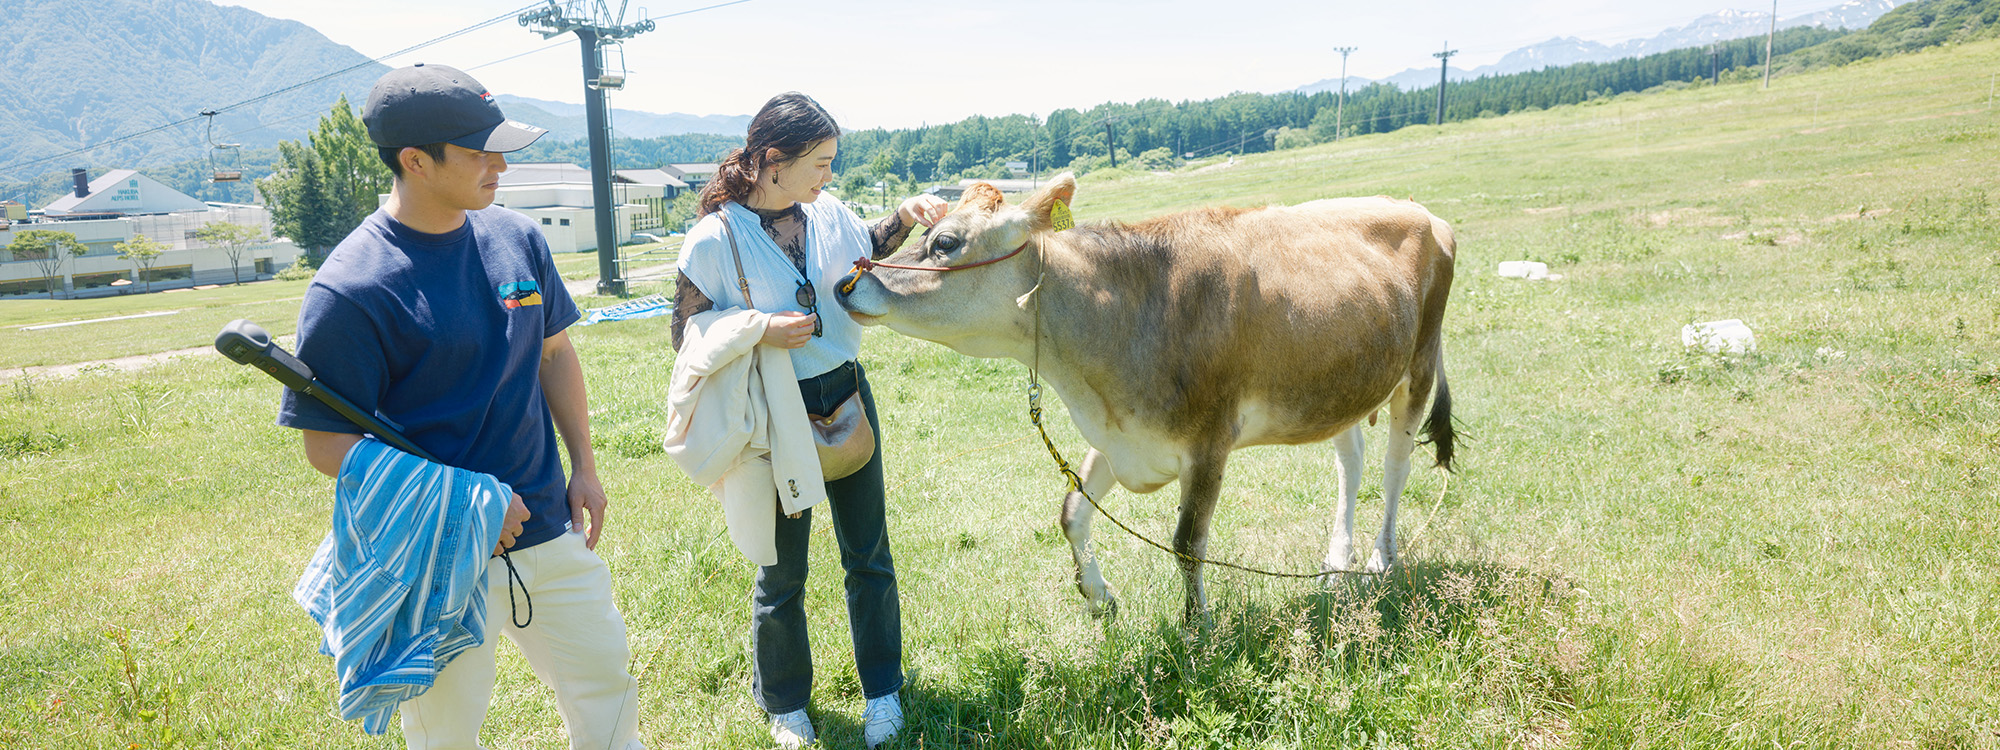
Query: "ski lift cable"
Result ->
[[655, 0, 753, 21], [80, 36, 589, 191], [470, 37, 577, 72]]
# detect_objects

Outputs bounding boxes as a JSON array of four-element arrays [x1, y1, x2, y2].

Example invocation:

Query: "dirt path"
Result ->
[[0, 333, 299, 384], [1, 346, 215, 384]]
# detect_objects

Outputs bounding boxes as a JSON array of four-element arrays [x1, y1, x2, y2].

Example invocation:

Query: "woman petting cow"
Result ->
[[664, 92, 947, 749]]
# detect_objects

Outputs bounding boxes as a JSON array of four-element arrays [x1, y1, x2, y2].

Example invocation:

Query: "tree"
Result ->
[[309, 94, 392, 229], [1273, 126, 1317, 150], [1137, 147, 1179, 171], [260, 145, 342, 257], [257, 96, 389, 257], [1308, 106, 1344, 142], [115, 233, 167, 293], [194, 222, 267, 285], [7, 229, 86, 299]]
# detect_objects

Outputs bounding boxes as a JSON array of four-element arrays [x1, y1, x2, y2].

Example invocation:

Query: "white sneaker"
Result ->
[[863, 692, 904, 748], [769, 708, 815, 748]]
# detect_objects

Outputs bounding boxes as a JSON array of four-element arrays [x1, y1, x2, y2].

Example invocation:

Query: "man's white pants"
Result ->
[[400, 532, 643, 750]]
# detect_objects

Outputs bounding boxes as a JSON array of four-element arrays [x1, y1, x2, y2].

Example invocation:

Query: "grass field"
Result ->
[[4, 39, 1998, 749]]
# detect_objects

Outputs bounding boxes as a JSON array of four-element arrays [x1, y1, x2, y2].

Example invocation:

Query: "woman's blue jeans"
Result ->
[[751, 360, 903, 714]]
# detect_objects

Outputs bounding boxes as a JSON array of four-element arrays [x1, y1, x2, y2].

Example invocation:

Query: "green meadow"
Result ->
[[4, 39, 1997, 749]]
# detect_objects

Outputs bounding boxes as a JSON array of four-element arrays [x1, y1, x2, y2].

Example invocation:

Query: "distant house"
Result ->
[[614, 168, 689, 198], [0, 169, 302, 298], [663, 163, 718, 193]]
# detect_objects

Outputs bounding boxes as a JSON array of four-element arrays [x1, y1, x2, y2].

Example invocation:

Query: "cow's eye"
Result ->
[[933, 234, 962, 252]]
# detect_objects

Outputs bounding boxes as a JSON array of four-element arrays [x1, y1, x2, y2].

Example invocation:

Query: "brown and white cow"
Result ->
[[838, 174, 1457, 621]]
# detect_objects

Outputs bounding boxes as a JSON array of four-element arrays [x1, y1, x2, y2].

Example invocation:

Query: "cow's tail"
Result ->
[[1420, 368, 1457, 472]]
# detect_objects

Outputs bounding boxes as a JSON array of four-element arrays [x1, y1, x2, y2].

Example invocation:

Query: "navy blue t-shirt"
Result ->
[[277, 207, 581, 552]]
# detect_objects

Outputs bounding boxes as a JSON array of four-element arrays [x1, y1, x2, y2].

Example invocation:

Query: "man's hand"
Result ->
[[494, 492, 529, 555], [568, 468, 609, 550]]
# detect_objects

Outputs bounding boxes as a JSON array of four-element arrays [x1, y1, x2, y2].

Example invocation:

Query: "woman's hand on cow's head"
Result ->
[[899, 194, 949, 227]]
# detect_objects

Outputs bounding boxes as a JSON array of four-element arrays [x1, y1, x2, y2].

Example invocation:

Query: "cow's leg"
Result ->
[[1060, 448, 1121, 617], [1320, 425, 1366, 580], [1367, 380, 1427, 574], [1173, 449, 1229, 624]]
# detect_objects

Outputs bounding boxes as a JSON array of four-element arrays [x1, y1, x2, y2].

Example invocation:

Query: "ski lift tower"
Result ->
[[520, 1, 655, 296]]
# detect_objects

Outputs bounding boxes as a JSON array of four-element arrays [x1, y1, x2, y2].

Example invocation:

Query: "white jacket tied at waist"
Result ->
[[663, 308, 827, 565]]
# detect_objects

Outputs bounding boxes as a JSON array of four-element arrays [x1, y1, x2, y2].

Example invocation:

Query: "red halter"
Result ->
[[849, 240, 1031, 274]]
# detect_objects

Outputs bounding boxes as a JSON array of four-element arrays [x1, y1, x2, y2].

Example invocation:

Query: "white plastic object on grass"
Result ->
[[1497, 260, 1550, 280], [1682, 319, 1757, 354]]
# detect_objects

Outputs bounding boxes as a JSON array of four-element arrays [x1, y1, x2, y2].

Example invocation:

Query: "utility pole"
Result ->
[[1433, 42, 1458, 126], [519, 1, 655, 297], [1334, 46, 1357, 140], [1104, 119, 1117, 169], [1709, 43, 1720, 84], [1763, 0, 1777, 89]]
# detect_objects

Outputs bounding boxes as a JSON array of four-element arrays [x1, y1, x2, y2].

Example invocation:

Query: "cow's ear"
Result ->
[[1022, 172, 1078, 233], [958, 182, 1005, 213]]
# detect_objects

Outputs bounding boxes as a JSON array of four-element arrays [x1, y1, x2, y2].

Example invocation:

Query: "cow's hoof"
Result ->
[[1363, 549, 1396, 575], [1090, 595, 1121, 621], [1082, 589, 1120, 620], [1077, 579, 1120, 619]]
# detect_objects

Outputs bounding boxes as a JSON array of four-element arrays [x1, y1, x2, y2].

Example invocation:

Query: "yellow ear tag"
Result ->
[[1050, 198, 1075, 232]]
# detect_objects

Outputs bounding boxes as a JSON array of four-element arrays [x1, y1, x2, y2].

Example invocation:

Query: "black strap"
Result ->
[[499, 551, 532, 629]]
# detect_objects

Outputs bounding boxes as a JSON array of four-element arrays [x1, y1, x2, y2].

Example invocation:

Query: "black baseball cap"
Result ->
[[363, 63, 547, 153]]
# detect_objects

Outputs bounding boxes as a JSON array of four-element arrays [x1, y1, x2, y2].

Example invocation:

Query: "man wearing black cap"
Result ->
[[278, 63, 643, 749]]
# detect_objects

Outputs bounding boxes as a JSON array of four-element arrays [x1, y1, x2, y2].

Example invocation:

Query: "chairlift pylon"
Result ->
[[202, 110, 243, 183]]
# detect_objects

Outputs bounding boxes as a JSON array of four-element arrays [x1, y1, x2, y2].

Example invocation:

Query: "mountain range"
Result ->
[[0, 0, 750, 185], [1297, 0, 1902, 94], [0, 0, 385, 181]]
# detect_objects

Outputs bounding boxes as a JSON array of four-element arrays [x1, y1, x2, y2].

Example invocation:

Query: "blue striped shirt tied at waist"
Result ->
[[292, 437, 512, 734]]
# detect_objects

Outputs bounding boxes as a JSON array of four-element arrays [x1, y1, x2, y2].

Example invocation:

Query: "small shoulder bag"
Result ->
[[721, 217, 875, 481]]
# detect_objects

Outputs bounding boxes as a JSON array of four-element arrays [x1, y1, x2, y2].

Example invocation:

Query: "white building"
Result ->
[[0, 169, 302, 298], [483, 163, 651, 254], [614, 168, 689, 198], [664, 163, 718, 193]]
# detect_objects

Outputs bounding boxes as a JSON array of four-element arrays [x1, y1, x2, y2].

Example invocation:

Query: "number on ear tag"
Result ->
[[1050, 199, 1075, 232]]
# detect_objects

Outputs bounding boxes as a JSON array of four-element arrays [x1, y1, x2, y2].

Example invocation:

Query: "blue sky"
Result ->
[[222, 0, 1856, 130]]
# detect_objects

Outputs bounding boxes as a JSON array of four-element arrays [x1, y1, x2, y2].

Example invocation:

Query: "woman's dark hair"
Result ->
[[698, 92, 841, 217]]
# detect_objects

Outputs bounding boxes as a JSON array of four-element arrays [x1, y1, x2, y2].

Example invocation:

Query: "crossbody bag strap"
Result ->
[[721, 215, 755, 308]]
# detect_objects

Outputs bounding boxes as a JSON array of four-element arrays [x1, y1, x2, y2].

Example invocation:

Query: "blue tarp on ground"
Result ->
[[577, 294, 672, 326]]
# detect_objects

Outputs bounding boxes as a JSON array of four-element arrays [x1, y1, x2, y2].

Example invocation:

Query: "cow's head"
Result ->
[[839, 173, 1077, 358]]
